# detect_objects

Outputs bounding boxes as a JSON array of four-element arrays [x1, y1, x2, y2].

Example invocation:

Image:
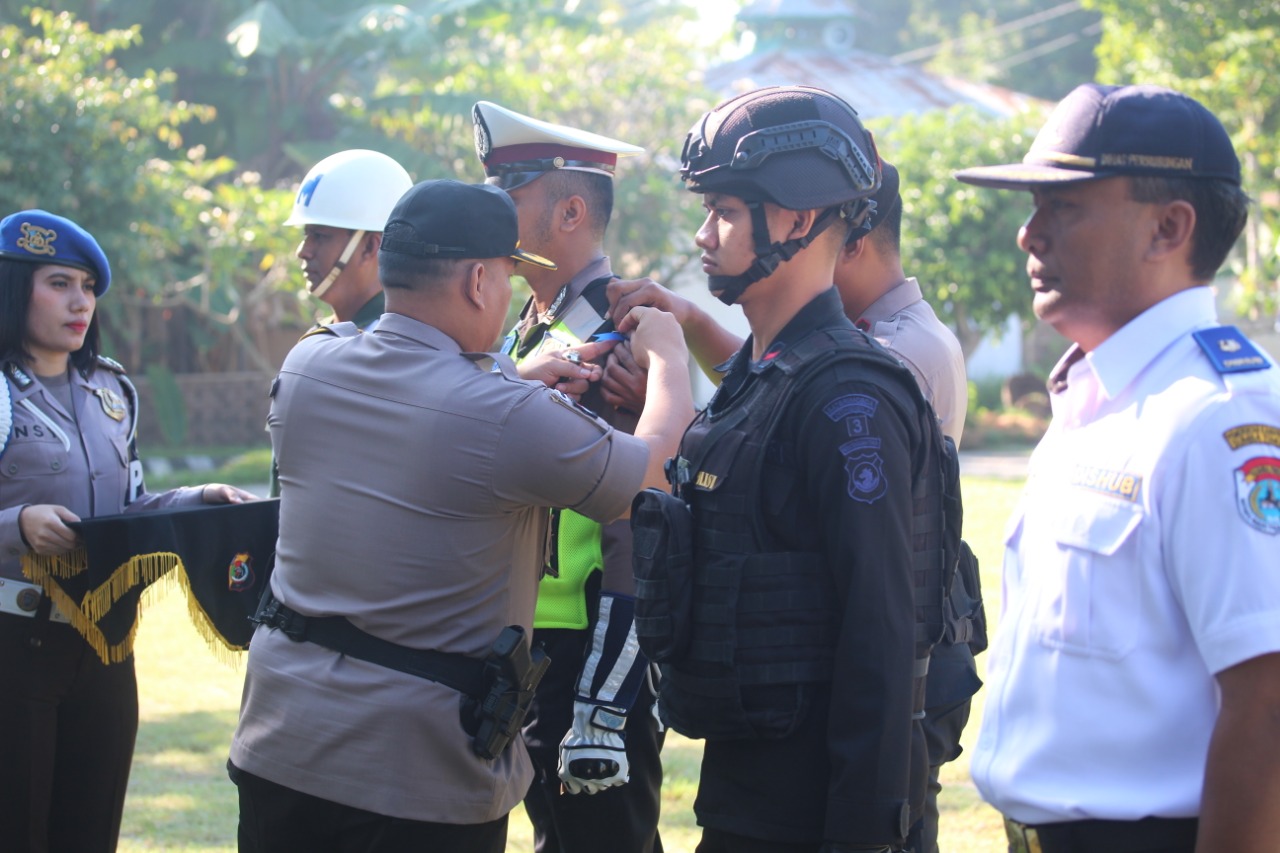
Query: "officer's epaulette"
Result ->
[[95, 354, 129, 375], [5, 360, 34, 391], [1192, 326, 1272, 375], [299, 321, 360, 341]]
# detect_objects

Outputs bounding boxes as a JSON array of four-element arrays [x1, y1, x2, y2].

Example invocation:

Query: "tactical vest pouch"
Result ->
[[945, 541, 987, 653], [630, 488, 695, 663], [659, 549, 833, 741]]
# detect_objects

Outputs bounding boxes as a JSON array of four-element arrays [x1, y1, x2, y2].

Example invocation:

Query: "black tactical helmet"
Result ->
[[680, 85, 881, 210]]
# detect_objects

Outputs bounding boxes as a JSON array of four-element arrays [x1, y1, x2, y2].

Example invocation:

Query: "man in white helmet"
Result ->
[[285, 149, 414, 329], [268, 150, 413, 498]]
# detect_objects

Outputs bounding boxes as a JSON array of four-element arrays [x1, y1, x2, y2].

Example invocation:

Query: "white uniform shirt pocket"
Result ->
[[1033, 494, 1145, 659]]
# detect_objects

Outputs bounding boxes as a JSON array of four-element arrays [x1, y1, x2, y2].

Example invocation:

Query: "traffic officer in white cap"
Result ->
[[472, 100, 664, 853]]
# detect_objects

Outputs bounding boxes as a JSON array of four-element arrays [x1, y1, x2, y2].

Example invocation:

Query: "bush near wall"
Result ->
[[132, 372, 273, 449]]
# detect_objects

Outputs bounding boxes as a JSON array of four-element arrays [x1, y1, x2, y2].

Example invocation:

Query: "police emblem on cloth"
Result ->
[[1236, 456, 1280, 535], [228, 552, 254, 591]]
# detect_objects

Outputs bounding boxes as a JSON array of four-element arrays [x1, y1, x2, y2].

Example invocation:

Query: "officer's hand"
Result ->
[[558, 701, 630, 795], [18, 504, 80, 555], [606, 277, 694, 329], [518, 341, 614, 400], [623, 307, 688, 371], [201, 484, 260, 504], [600, 341, 647, 414]]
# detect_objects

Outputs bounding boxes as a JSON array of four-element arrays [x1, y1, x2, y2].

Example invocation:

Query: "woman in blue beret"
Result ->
[[0, 210, 256, 852]]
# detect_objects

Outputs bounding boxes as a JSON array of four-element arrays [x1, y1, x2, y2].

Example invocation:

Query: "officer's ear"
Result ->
[[557, 194, 588, 235], [461, 260, 486, 311]]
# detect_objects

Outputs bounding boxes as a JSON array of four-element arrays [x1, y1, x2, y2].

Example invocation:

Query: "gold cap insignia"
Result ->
[[17, 222, 58, 256]]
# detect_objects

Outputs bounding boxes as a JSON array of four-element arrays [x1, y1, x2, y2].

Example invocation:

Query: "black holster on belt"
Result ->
[[251, 590, 548, 760], [466, 625, 550, 760]]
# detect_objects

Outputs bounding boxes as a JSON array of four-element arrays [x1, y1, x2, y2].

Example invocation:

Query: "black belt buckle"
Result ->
[[1005, 817, 1044, 853]]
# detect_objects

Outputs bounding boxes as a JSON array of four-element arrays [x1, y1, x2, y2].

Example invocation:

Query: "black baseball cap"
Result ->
[[954, 83, 1240, 190], [379, 179, 556, 269]]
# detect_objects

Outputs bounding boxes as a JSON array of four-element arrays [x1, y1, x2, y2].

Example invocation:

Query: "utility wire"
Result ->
[[892, 0, 1084, 64], [990, 20, 1103, 72]]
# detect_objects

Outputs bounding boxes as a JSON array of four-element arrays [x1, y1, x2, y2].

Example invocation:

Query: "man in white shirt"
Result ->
[[955, 83, 1280, 853]]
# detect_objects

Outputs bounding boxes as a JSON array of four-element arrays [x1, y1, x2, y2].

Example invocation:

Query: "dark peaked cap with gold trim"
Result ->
[[473, 100, 644, 191], [954, 83, 1240, 190]]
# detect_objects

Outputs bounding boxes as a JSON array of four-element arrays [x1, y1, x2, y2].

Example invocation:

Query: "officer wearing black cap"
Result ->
[[229, 181, 693, 853], [472, 101, 668, 853], [624, 86, 950, 853], [0, 209, 254, 852], [956, 84, 1280, 853]]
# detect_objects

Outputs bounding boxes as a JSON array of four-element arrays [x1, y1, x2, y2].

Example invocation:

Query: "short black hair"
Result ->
[[0, 259, 100, 374], [379, 253, 467, 291], [542, 170, 614, 238], [1128, 176, 1249, 280]]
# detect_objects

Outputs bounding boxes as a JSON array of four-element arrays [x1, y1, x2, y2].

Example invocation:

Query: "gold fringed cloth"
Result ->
[[21, 499, 280, 665]]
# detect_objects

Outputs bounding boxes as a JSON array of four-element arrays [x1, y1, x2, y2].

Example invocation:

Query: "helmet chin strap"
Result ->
[[707, 203, 863, 306], [308, 229, 366, 301]]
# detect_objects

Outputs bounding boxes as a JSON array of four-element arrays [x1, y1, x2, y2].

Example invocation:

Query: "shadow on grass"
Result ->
[[121, 709, 240, 851]]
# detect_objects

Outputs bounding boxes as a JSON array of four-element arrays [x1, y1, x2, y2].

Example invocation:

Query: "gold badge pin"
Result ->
[[94, 387, 127, 421]]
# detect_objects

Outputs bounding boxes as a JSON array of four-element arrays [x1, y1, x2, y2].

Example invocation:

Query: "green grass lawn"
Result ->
[[120, 476, 1022, 852]]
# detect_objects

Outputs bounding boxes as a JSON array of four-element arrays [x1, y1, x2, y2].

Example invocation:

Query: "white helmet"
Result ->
[[284, 149, 413, 232]]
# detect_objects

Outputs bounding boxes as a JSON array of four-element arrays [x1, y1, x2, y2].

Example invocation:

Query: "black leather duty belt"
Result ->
[[251, 590, 486, 698], [1004, 814, 1198, 853]]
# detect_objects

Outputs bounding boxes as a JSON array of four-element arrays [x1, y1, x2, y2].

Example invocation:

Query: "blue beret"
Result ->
[[0, 209, 112, 296]]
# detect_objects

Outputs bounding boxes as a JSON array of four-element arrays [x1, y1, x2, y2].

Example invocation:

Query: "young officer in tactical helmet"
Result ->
[[623, 86, 950, 853], [471, 100, 665, 853], [285, 149, 413, 329]]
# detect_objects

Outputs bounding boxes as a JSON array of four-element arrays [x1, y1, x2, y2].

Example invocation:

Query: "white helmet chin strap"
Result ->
[[308, 229, 366, 300]]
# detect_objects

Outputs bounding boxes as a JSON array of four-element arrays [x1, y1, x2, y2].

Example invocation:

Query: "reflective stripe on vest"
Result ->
[[505, 280, 612, 629]]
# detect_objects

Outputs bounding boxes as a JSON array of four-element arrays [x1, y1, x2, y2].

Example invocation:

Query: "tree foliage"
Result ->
[[857, 0, 1100, 100], [870, 105, 1047, 358], [0, 9, 303, 371], [1086, 0, 1280, 318]]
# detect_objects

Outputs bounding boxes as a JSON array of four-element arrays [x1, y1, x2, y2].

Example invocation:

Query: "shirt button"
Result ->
[[29, 637, 42, 649], [50, 460, 61, 471], [5, 463, 15, 474]]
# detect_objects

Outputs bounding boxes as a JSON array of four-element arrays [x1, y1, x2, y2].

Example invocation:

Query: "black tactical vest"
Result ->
[[650, 325, 949, 741]]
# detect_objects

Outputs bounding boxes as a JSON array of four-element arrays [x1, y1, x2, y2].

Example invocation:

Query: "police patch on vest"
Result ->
[[1236, 456, 1280, 535], [844, 451, 887, 503], [1224, 424, 1280, 451], [1070, 465, 1143, 502], [94, 387, 127, 421]]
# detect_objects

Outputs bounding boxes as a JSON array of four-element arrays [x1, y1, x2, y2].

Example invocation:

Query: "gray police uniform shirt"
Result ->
[[1, 362, 203, 579], [230, 312, 649, 824], [857, 277, 967, 443]]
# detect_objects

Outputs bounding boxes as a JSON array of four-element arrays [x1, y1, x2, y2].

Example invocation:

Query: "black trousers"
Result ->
[[229, 762, 507, 853], [522, 627, 665, 853], [0, 611, 139, 853], [907, 692, 974, 853], [696, 827, 819, 853]]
